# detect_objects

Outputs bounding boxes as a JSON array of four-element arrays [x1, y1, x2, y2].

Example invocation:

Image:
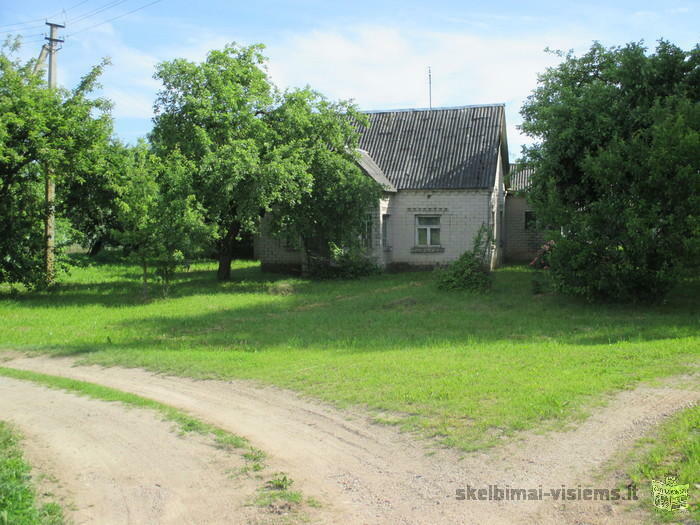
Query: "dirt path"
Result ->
[[4, 354, 699, 524], [0, 377, 267, 524]]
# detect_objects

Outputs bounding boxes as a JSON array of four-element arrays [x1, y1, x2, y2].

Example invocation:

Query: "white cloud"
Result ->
[[26, 19, 593, 155], [265, 24, 592, 158], [103, 87, 153, 119]]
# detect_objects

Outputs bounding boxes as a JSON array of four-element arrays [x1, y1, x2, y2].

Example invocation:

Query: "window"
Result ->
[[381, 214, 390, 248], [416, 216, 441, 246], [525, 211, 537, 231], [361, 214, 373, 249]]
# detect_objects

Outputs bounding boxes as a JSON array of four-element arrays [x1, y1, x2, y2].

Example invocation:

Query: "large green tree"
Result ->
[[151, 43, 380, 280], [0, 41, 112, 288], [521, 41, 700, 301], [151, 44, 310, 280]]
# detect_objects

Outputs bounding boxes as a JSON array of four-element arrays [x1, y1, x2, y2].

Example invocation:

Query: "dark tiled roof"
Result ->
[[508, 163, 534, 191], [357, 105, 506, 190], [356, 149, 397, 192]]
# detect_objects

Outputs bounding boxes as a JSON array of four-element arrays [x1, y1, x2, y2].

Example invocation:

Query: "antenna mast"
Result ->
[[428, 66, 432, 109]]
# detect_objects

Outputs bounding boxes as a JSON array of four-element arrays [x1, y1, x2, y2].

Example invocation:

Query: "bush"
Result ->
[[436, 225, 492, 292], [308, 244, 380, 279], [529, 240, 555, 270], [521, 42, 700, 303]]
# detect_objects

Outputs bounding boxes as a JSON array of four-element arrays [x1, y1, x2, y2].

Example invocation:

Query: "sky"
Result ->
[[3, 0, 699, 160]]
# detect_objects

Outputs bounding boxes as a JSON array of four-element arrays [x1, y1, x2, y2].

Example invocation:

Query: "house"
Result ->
[[504, 164, 544, 263], [255, 104, 512, 272]]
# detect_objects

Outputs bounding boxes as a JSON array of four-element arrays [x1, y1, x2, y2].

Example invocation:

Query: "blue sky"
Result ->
[[3, 1, 699, 159]]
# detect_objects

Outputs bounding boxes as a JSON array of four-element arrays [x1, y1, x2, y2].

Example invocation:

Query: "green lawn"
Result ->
[[0, 257, 698, 450], [0, 421, 63, 525], [629, 405, 700, 521]]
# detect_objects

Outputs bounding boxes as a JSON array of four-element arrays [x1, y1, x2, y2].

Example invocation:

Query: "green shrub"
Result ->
[[436, 225, 492, 292], [308, 244, 380, 279]]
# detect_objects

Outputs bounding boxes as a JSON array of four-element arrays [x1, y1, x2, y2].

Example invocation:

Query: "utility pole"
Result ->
[[44, 21, 64, 286]]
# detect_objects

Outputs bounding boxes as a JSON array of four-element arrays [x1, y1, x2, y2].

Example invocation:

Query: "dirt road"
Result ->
[[0, 377, 266, 524], [3, 354, 698, 524]]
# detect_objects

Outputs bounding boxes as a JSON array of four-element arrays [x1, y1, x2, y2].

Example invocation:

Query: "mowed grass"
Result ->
[[0, 256, 698, 450]]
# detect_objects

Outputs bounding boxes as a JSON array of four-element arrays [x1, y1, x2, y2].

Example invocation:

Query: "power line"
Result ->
[[0, 1, 92, 35], [0, 1, 90, 29], [0, 18, 47, 29], [66, 0, 162, 37], [0, 24, 47, 35], [68, 0, 129, 26]]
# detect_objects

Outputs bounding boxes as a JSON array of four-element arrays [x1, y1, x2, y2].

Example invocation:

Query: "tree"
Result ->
[[151, 43, 312, 280], [264, 89, 384, 260], [58, 139, 132, 256], [112, 145, 213, 297], [0, 40, 112, 288], [151, 43, 382, 280], [520, 41, 700, 301]]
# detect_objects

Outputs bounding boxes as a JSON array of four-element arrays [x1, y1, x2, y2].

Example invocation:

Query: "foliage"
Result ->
[[265, 473, 294, 491], [436, 225, 492, 292], [307, 243, 380, 279], [0, 421, 64, 525], [521, 40, 700, 302], [151, 44, 311, 280], [112, 145, 213, 296], [151, 43, 382, 280], [265, 91, 384, 259], [58, 140, 132, 255], [0, 41, 112, 288]]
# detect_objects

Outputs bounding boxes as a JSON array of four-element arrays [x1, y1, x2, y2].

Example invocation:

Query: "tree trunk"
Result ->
[[88, 238, 104, 257], [216, 226, 238, 281]]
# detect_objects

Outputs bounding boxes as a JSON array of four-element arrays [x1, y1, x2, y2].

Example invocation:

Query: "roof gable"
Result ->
[[357, 105, 506, 190], [356, 149, 397, 192]]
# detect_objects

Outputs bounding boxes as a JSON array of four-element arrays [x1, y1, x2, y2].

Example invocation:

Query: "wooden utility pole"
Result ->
[[44, 22, 64, 286]]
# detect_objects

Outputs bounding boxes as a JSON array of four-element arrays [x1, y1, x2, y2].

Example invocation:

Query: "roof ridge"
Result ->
[[361, 103, 505, 114]]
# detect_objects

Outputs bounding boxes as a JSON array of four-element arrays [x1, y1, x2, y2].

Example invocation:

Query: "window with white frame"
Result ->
[[415, 216, 441, 246]]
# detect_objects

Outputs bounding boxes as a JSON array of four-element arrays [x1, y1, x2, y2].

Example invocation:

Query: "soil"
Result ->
[[3, 354, 698, 524]]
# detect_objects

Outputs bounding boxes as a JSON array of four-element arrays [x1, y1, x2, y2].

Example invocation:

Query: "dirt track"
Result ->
[[2, 354, 698, 524], [0, 377, 265, 524]]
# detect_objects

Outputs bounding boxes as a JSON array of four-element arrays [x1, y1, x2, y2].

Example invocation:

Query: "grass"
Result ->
[[0, 367, 260, 468], [1, 255, 698, 450], [628, 405, 700, 522], [0, 421, 64, 525]]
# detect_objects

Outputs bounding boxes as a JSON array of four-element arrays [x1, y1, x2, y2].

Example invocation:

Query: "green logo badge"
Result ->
[[651, 476, 689, 512]]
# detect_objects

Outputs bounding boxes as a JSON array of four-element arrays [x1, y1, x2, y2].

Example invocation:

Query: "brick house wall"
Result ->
[[503, 194, 544, 263]]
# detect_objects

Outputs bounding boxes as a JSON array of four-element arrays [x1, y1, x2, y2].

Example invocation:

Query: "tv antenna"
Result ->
[[428, 66, 432, 109]]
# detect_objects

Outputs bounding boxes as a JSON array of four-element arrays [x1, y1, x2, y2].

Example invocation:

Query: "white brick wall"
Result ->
[[253, 217, 304, 269], [380, 189, 493, 267], [504, 195, 544, 262], [254, 156, 506, 271]]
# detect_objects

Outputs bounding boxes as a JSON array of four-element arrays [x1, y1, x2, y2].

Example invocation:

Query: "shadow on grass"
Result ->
[[0, 265, 307, 308], [37, 265, 700, 358]]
